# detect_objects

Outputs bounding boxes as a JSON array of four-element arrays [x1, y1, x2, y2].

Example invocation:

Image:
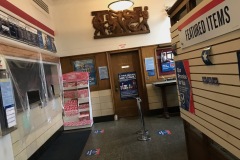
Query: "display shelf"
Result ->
[[79, 114, 89, 118], [79, 108, 89, 112], [62, 72, 93, 130], [63, 85, 88, 91], [78, 98, 89, 104]]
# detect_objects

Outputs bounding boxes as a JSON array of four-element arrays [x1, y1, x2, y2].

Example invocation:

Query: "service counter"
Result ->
[[152, 79, 176, 118]]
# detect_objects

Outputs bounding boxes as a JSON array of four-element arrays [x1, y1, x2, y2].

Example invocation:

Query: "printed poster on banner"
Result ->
[[178, 0, 240, 48], [37, 30, 44, 49], [119, 72, 139, 100], [175, 60, 195, 114], [73, 59, 97, 86]]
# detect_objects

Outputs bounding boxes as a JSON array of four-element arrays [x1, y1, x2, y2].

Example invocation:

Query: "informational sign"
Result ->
[[119, 72, 138, 100], [0, 80, 16, 128], [175, 60, 195, 114], [94, 129, 104, 134], [237, 51, 240, 79], [156, 48, 175, 76], [74, 59, 97, 86], [145, 57, 155, 76], [98, 66, 109, 80], [202, 77, 219, 85], [86, 148, 100, 156], [178, 0, 240, 48], [158, 130, 171, 136], [0, 11, 56, 53], [37, 30, 44, 49]]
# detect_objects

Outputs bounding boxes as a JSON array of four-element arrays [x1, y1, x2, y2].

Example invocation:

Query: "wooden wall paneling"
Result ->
[[176, 51, 237, 63], [140, 45, 159, 84], [184, 123, 209, 160], [170, 23, 179, 33], [190, 64, 238, 74], [181, 109, 240, 158], [94, 53, 111, 90], [193, 95, 240, 122], [186, 109, 240, 142], [171, 36, 180, 46], [60, 57, 73, 74], [194, 103, 240, 133], [191, 81, 240, 97], [42, 54, 59, 63], [192, 88, 239, 108], [60, 52, 110, 91], [189, 52, 238, 66], [171, 29, 179, 39], [106, 52, 115, 113], [138, 48, 150, 112]]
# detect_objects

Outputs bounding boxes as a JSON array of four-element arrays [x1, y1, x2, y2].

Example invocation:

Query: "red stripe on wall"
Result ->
[[178, 0, 225, 31], [0, 0, 54, 36]]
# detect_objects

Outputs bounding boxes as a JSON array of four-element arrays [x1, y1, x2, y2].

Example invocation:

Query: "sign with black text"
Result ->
[[119, 72, 138, 100], [178, 0, 240, 48], [175, 60, 195, 114]]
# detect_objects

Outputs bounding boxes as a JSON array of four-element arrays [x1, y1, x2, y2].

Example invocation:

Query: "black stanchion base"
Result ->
[[136, 129, 149, 135], [138, 134, 151, 141]]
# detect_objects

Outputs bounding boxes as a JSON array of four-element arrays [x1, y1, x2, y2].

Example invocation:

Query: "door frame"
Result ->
[[107, 48, 149, 116]]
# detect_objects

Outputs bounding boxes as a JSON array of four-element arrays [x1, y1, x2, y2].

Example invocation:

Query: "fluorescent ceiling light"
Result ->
[[108, 0, 134, 11]]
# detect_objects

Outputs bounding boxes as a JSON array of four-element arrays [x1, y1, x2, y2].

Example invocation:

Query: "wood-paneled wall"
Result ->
[[171, 1, 240, 158], [140, 44, 176, 84], [60, 52, 110, 91]]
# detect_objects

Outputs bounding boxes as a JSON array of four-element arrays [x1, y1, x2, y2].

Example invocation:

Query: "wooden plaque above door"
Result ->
[[91, 6, 150, 39]]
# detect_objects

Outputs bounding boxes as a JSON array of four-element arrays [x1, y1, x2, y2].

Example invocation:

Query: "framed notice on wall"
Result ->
[[73, 59, 97, 86], [175, 60, 195, 114], [155, 47, 175, 77], [98, 66, 109, 80]]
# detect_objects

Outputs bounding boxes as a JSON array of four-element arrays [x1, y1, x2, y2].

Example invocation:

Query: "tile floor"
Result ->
[[80, 116, 188, 160]]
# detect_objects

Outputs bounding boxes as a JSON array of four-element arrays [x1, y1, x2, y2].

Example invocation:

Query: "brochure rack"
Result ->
[[62, 72, 93, 130]]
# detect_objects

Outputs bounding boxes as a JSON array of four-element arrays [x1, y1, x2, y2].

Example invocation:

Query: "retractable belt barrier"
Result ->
[[135, 97, 151, 141]]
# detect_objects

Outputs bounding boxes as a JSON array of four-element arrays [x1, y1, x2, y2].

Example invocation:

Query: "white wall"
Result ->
[[0, 134, 14, 160], [51, 0, 176, 57]]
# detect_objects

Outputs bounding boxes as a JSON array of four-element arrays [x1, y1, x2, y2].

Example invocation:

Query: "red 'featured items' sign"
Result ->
[[178, 0, 240, 48]]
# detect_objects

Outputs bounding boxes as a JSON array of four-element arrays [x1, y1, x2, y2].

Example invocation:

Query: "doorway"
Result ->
[[109, 50, 145, 118]]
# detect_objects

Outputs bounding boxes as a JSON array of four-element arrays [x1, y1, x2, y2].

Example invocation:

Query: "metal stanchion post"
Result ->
[[136, 97, 151, 141]]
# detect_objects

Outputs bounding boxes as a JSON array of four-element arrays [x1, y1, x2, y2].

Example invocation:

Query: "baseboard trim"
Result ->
[[148, 106, 180, 116], [28, 125, 64, 160], [93, 115, 114, 123]]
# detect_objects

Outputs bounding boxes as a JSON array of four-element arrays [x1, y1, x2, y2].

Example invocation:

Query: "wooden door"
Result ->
[[109, 50, 144, 117]]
